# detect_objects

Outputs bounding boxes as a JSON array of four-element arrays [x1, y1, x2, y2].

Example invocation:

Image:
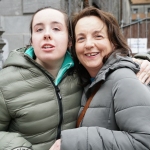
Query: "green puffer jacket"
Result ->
[[0, 47, 82, 150]]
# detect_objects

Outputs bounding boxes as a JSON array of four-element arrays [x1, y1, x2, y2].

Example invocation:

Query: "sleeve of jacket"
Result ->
[[0, 90, 32, 150], [134, 52, 150, 61], [61, 71, 150, 150]]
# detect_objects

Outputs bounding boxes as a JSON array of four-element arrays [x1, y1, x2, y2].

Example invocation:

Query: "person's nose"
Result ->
[[85, 38, 94, 50], [44, 29, 51, 40]]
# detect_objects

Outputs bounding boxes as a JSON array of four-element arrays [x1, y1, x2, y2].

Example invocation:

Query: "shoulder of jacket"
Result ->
[[109, 68, 137, 82]]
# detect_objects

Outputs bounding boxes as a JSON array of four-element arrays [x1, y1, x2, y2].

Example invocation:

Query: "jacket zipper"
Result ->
[[55, 86, 63, 139], [25, 55, 64, 139]]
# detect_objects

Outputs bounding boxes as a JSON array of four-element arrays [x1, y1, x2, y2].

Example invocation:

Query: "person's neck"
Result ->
[[87, 67, 101, 78], [87, 63, 103, 78], [47, 67, 60, 78], [35, 59, 63, 78], [89, 71, 98, 78]]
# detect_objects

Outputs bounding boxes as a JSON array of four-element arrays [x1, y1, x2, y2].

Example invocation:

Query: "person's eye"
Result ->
[[95, 35, 104, 40], [53, 27, 60, 31], [36, 28, 43, 32], [77, 37, 84, 42]]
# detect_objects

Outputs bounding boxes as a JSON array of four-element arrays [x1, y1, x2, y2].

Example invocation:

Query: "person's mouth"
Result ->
[[85, 52, 99, 56], [42, 44, 55, 49]]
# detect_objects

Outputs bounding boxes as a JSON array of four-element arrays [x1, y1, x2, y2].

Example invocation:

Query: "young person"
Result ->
[[50, 6, 150, 150], [0, 7, 82, 150]]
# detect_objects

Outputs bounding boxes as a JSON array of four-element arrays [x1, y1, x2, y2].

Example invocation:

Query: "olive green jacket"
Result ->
[[0, 47, 82, 150]]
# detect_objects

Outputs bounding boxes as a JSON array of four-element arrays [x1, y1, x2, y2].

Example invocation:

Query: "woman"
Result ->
[[51, 6, 150, 150], [0, 7, 82, 150]]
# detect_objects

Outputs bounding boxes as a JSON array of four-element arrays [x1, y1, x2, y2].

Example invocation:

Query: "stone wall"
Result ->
[[0, 0, 130, 61], [0, 0, 82, 61]]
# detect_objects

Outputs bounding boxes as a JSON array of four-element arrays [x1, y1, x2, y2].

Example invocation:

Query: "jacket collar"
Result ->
[[89, 52, 140, 88]]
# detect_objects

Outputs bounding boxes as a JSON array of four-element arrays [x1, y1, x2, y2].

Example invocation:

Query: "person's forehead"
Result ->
[[78, 16, 103, 24], [76, 16, 106, 30], [33, 9, 65, 24]]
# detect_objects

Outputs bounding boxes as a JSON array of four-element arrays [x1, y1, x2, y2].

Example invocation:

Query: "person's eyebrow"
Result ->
[[76, 33, 84, 37], [93, 27, 104, 33], [93, 30, 101, 34], [51, 21, 63, 26], [76, 30, 102, 37], [33, 21, 63, 27], [33, 23, 43, 28]]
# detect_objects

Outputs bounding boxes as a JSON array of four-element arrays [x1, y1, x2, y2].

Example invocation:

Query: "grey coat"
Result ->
[[61, 53, 150, 150]]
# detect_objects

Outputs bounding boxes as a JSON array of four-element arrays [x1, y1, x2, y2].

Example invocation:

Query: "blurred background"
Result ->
[[0, 0, 150, 69]]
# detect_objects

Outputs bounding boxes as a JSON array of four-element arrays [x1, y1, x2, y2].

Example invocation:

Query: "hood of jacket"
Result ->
[[3, 47, 32, 69], [90, 52, 140, 88]]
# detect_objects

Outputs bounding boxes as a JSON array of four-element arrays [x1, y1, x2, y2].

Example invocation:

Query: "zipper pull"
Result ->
[[56, 86, 62, 100], [58, 92, 62, 100]]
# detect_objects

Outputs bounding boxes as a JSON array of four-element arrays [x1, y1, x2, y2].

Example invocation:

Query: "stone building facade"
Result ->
[[0, 0, 131, 62], [0, 0, 82, 62]]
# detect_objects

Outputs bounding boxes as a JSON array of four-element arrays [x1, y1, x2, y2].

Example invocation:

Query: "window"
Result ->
[[133, 8, 138, 14]]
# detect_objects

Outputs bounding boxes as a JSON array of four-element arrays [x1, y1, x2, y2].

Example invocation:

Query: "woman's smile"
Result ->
[[85, 52, 99, 57]]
